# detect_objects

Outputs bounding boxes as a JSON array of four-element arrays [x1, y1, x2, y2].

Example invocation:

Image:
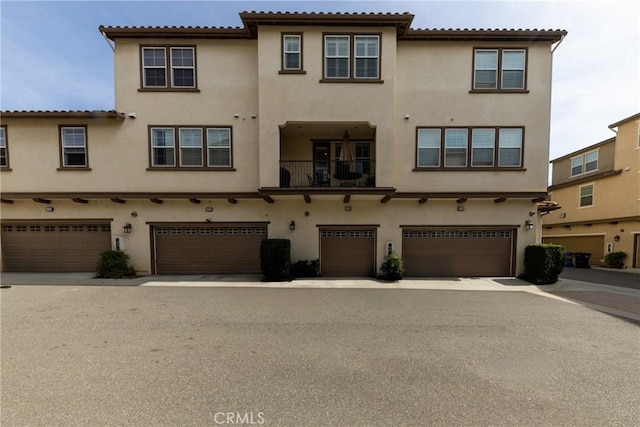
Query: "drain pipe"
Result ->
[[100, 30, 115, 52], [551, 34, 565, 53]]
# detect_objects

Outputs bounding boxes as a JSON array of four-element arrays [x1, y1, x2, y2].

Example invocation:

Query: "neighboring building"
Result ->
[[543, 113, 640, 267], [0, 12, 566, 277]]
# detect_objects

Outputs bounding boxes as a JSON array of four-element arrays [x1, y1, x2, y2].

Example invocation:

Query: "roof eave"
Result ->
[[402, 29, 567, 42], [1, 110, 125, 120]]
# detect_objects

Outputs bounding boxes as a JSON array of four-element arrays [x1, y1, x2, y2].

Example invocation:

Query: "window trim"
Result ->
[[321, 33, 383, 83], [147, 125, 235, 171], [470, 47, 529, 93], [280, 33, 306, 74], [579, 183, 594, 208], [0, 125, 10, 170], [414, 126, 525, 171], [570, 149, 599, 177], [139, 45, 199, 91], [58, 125, 90, 170]]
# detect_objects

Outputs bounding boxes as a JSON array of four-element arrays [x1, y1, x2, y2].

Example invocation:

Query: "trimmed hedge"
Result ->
[[521, 244, 566, 285], [604, 251, 627, 268], [379, 254, 405, 281], [291, 259, 320, 278], [260, 239, 291, 281], [96, 250, 136, 279]]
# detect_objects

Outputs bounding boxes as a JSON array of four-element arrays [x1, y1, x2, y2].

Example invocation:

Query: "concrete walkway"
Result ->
[[1, 272, 638, 321]]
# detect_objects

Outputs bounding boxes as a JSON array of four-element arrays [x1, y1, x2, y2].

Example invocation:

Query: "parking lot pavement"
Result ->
[[560, 266, 640, 289]]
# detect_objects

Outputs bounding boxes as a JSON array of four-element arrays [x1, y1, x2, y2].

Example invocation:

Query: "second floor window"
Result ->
[[141, 46, 196, 89], [473, 48, 526, 91], [416, 126, 523, 169], [324, 34, 380, 80], [579, 184, 594, 207], [0, 126, 8, 168], [150, 126, 232, 169], [282, 34, 302, 71], [60, 126, 87, 168]]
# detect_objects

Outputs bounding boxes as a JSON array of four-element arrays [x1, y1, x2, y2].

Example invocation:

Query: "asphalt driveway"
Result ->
[[1, 285, 638, 426], [560, 267, 639, 289]]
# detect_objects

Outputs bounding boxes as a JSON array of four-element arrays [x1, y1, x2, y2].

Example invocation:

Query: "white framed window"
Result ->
[[498, 128, 523, 167], [417, 129, 441, 167], [444, 129, 468, 167], [0, 126, 7, 168], [282, 34, 302, 71], [141, 46, 196, 89], [354, 35, 379, 79], [471, 128, 495, 167], [207, 128, 231, 167], [142, 47, 167, 88], [473, 48, 527, 91], [151, 128, 176, 167], [170, 47, 195, 88], [325, 35, 350, 78], [579, 184, 594, 207], [571, 150, 598, 176], [60, 126, 87, 167], [179, 128, 203, 167]]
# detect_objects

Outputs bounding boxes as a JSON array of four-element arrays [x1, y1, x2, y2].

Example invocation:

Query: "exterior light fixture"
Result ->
[[123, 223, 132, 234], [525, 220, 534, 230], [289, 220, 296, 231], [45, 206, 54, 212], [205, 207, 214, 212], [614, 235, 620, 242]]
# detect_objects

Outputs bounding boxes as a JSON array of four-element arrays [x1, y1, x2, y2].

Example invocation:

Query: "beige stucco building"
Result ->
[[1, 12, 566, 277], [543, 113, 640, 267]]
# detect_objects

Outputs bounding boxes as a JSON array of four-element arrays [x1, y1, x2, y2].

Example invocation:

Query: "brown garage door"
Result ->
[[542, 235, 604, 266], [402, 228, 515, 277], [320, 228, 376, 277], [1, 222, 112, 272], [153, 224, 267, 274]]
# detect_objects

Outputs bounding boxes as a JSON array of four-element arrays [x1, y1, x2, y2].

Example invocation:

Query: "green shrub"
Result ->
[[604, 251, 627, 268], [521, 244, 566, 285], [380, 253, 405, 281], [291, 259, 320, 278], [96, 250, 136, 279], [260, 239, 291, 281]]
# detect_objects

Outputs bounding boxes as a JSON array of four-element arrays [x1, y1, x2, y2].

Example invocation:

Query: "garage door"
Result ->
[[1, 222, 112, 272], [320, 228, 376, 277], [542, 235, 604, 266], [153, 223, 267, 274], [402, 228, 515, 277]]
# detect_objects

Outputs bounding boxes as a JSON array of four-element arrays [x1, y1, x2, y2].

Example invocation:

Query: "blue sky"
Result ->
[[1, 0, 638, 160]]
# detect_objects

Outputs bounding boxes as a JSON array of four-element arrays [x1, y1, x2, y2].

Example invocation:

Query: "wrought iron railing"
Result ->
[[279, 160, 376, 188]]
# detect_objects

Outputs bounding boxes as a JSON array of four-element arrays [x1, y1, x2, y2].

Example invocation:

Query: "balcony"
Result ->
[[279, 160, 376, 188]]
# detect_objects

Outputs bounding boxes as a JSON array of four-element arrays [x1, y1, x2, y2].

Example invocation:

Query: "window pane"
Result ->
[[585, 151, 598, 172], [172, 68, 194, 87], [502, 70, 524, 89], [445, 129, 468, 167], [179, 128, 202, 147], [171, 48, 193, 67], [208, 148, 230, 167], [181, 148, 202, 166], [62, 128, 85, 147], [0, 147, 6, 167], [326, 58, 349, 78], [498, 128, 522, 167], [474, 50, 497, 89], [151, 128, 175, 166], [580, 185, 593, 206], [153, 148, 175, 166], [284, 52, 300, 69], [179, 128, 202, 166], [143, 48, 165, 66], [284, 36, 300, 52], [471, 128, 495, 166], [0, 128, 5, 148], [64, 148, 86, 166], [152, 128, 175, 148], [326, 36, 349, 56], [355, 36, 379, 56], [355, 58, 378, 78], [571, 157, 583, 176], [417, 129, 441, 167], [207, 128, 230, 147], [144, 68, 166, 87], [501, 50, 525, 89]]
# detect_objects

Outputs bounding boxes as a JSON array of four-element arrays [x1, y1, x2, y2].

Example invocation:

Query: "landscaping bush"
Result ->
[[604, 251, 627, 269], [96, 250, 136, 279], [521, 244, 566, 285], [260, 239, 291, 281], [290, 259, 320, 278], [379, 253, 405, 281]]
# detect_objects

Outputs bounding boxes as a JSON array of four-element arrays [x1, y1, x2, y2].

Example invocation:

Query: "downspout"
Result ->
[[551, 34, 565, 53], [100, 30, 115, 52]]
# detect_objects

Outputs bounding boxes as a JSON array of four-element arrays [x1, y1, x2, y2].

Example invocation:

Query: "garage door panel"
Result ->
[[403, 228, 513, 277], [542, 235, 604, 266], [1, 223, 111, 272], [320, 230, 375, 277], [154, 225, 265, 274]]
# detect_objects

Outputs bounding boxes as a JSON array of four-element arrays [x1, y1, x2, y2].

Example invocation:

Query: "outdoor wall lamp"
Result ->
[[289, 220, 296, 231], [614, 235, 620, 242], [525, 220, 534, 230], [45, 206, 54, 212], [123, 223, 132, 234]]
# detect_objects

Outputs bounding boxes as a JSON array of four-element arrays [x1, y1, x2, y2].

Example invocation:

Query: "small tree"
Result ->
[[260, 239, 291, 281], [96, 250, 136, 279], [380, 253, 405, 281]]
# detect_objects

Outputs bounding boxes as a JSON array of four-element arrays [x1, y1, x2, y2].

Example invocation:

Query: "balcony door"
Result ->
[[313, 142, 330, 183]]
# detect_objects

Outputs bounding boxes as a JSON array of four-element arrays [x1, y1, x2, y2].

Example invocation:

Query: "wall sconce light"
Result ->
[[123, 223, 132, 234], [45, 206, 54, 212], [457, 206, 465, 212], [344, 206, 352, 212], [205, 207, 214, 213], [614, 235, 620, 242], [131, 211, 138, 217], [525, 220, 534, 230], [404, 114, 410, 120], [289, 220, 296, 231]]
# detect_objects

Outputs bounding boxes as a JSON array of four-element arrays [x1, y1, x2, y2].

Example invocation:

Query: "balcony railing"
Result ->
[[280, 160, 376, 188]]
